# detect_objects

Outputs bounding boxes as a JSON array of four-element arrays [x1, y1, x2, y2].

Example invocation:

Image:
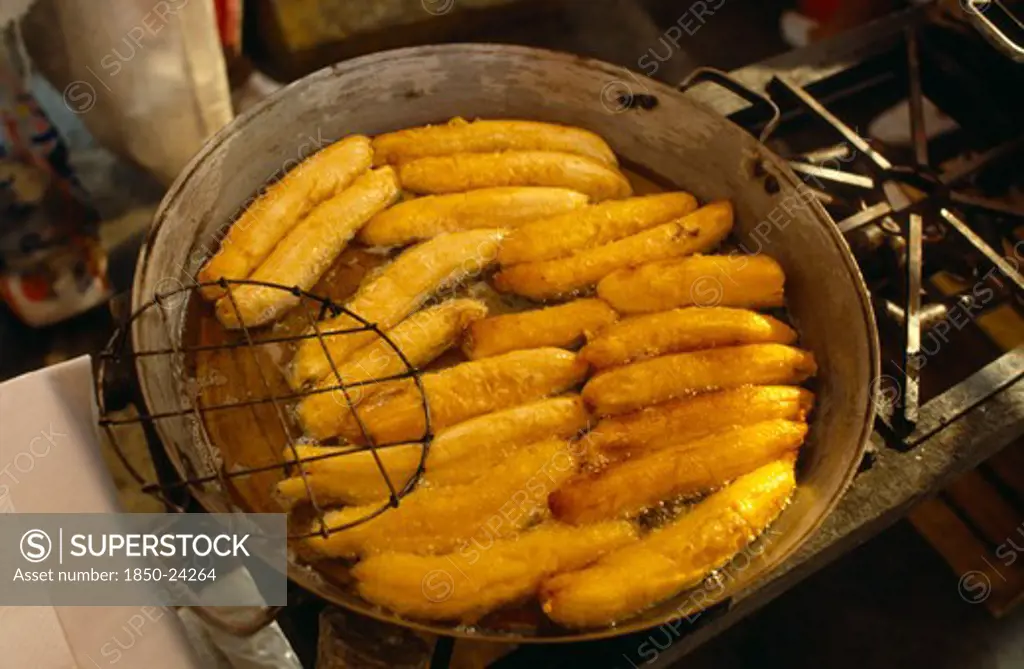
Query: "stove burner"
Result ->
[[726, 24, 1023, 433]]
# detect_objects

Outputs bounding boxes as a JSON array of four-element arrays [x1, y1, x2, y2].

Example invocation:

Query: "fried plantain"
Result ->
[[289, 229, 505, 388], [541, 457, 796, 627], [279, 396, 589, 506], [586, 386, 814, 459], [548, 420, 805, 524], [579, 306, 796, 369], [463, 299, 619, 360], [493, 201, 732, 300], [199, 135, 372, 300], [582, 343, 817, 416], [597, 254, 785, 314], [297, 299, 488, 441], [372, 118, 618, 167], [352, 521, 637, 622], [333, 348, 589, 444], [358, 187, 589, 247], [276, 443, 422, 508], [396, 151, 632, 202], [497, 192, 699, 266], [425, 395, 591, 486], [215, 167, 400, 328], [299, 439, 581, 558]]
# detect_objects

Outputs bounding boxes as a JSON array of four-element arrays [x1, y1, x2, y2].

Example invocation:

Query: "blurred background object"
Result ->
[[0, 33, 109, 326], [20, 0, 234, 186]]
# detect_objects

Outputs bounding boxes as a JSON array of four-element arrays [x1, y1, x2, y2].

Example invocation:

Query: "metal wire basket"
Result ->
[[95, 279, 433, 541]]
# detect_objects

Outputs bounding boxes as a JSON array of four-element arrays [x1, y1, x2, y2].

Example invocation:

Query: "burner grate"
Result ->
[[724, 26, 1024, 434]]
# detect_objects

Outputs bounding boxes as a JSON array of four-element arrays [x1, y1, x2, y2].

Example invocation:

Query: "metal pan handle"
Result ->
[[187, 605, 284, 637], [678, 67, 782, 143], [963, 0, 1024, 63]]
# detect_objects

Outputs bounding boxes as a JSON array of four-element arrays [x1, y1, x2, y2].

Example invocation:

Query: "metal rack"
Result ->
[[718, 29, 1024, 436]]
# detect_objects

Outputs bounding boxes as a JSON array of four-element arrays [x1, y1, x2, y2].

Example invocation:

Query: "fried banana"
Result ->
[[397, 151, 632, 202], [215, 167, 400, 328], [334, 348, 589, 444], [587, 386, 814, 459], [372, 118, 618, 167], [279, 396, 589, 507], [199, 135, 372, 300], [289, 229, 506, 388], [276, 443, 422, 507], [359, 187, 589, 247], [299, 439, 580, 558], [426, 395, 591, 486], [549, 419, 805, 524], [582, 343, 817, 416], [541, 457, 796, 627], [463, 299, 619, 359], [580, 306, 796, 369], [297, 299, 488, 441], [598, 254, 785, 314], [497, 192, 699, 265], [352, 521, 637, 622], [494, 201, 733, 300]]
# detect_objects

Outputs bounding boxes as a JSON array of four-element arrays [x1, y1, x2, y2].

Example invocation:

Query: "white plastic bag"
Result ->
[[21, 0, 233, 185]]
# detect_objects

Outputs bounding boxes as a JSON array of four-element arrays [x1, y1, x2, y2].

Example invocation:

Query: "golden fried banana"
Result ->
[[587, 386, 814, 459], [598, 254, 785, 314], [497, 192, 699, 265], [580, 306, 796, 369], [279, 396, 589, 507], [299, 439, 580, 558], [335, 348, 589, 444], [541, 457, 796, 627], [199, 135, 372, 300], [276, 443, 423, 507], [359, 187, 589, 247], [397, 151, 632, 202], [372, 118, 618, 167], [289, 229, 506, 388], [297, 299, 488, 441], [549, 419, 805, 524], [352, 521, 637, 622], [426, 395, 591, 486], [215, 167, 400, 328], [582, 343, 817, 416], [494, 201, 733, 300], [463, 299, 619, 359]]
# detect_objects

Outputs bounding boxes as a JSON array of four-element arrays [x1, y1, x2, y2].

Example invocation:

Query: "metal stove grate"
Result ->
[[720, 25, 1024, 441]]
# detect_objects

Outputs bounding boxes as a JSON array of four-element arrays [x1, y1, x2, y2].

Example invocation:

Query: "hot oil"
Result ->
[[619, 160, 675, 196]]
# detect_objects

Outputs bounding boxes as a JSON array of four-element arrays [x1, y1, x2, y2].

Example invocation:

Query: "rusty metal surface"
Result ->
[[132, 44, 878, 642]]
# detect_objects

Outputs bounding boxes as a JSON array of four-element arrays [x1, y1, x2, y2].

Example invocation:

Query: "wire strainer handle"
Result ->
[[186, 605, 284, 637]]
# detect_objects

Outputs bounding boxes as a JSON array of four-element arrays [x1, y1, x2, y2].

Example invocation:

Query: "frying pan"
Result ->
[[130, 44, 879, 642]]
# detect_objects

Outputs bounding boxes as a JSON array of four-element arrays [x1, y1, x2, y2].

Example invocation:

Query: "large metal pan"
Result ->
[[130, 44, 879, 642]]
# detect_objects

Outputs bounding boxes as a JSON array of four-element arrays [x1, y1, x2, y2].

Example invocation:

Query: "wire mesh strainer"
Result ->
[[95, 279, 433, 632]]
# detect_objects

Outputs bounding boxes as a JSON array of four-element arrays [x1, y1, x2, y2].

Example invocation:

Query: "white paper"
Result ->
[[0, 356, 204, 669]]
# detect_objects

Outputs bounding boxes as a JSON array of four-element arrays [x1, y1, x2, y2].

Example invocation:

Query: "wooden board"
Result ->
[[909, 476, 1024, 617], [908, 267, 1024, 617]]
